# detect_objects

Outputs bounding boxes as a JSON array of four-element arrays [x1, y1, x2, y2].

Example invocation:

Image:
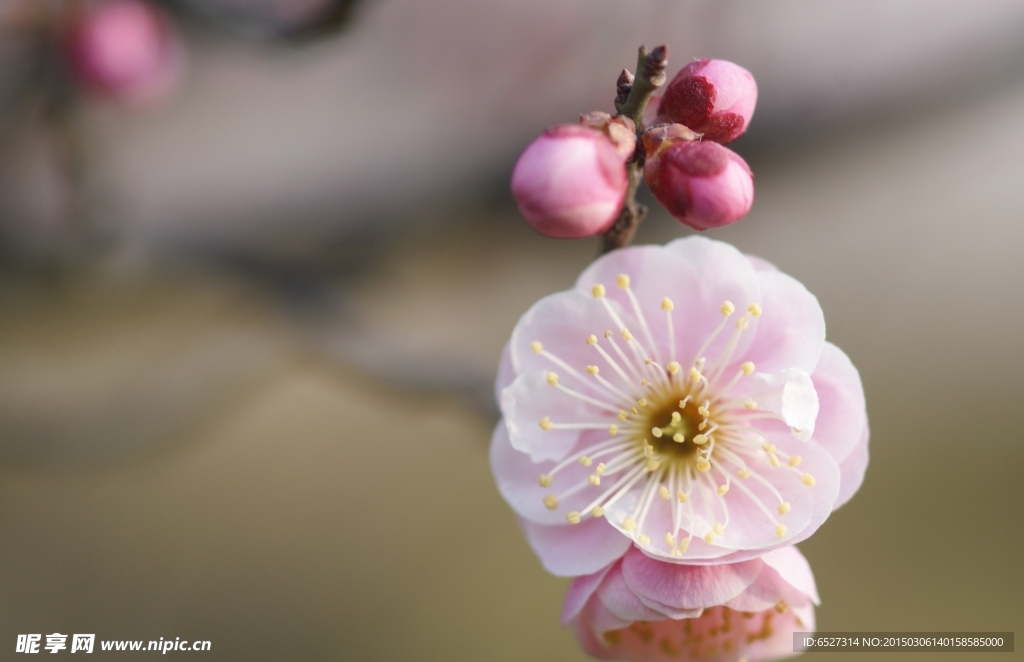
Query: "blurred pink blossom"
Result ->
[[566, 546, 817, 661], [510, 124, 628, 239], [491, 237, 868, 575], [656, 59, 757, 144], [643, 130, 753, 231], [64, 0, 185, 106]]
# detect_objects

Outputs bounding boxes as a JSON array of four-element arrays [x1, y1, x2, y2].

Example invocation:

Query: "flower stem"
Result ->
[[602, 45, 667, 255]]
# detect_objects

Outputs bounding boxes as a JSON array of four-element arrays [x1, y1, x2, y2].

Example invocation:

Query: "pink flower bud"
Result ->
[[511, 125, 628, 239], [657, 58, 757, 144], [64, 0, 185, 106], [643, 128, 753, 231]]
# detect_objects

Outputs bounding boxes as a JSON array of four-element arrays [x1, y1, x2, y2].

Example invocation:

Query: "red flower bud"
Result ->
[[643, 129, 753, 231], [511, 125, 628, 239], [656, 58, 757, 144], [64, 0, 184, 106]]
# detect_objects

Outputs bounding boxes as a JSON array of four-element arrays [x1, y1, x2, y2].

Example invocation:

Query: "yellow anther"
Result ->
[[592, 284, 606, 298], [618, 411, 629, 421], [721, 301, 736, 316], [670, 549, 681, 557], [638, 534, 650, 545], [651, 427, 663, 438], [665, 532, 676, 547], [637, 398, 648, 407], [698, 421, 708, 431], [704, 531, 717, 543], [661, 297, 674, 312], [538, 417, 553, 431], [588, 474, 601, 486], [616, 274, 630, 288], [689, 367, 703, 383], [698, 405, 710, 417], [673, 433, 684, 443], [748, 303, 762, 317], [579, 456, 592, 467], [642, 443, 653, 459], [538, 474, 552, 487], [530, 341, 543, 354], [769, 454, 781, 468], [546, 372, 559, 386], [696, 457, 711, 472], [713, 523, 725, 535], [678, 537, 690, 553], [788, 456, 802, 467], [740, 361, 755, 375], [622, 517, 637, 531], [737, 469, 751, 479], [591, 506, 605, 518], [767, 444, 777, 453], [640, 378, 649, 386], [802, 473, 816, 487], [777, 502, 791, 515], [667, 361, 681, 375], [670, 412, 682, 424], [604, 330, 613, 338], [717, 484, 729, 496], [595, 462, 606, 475], [631, 407, 639, 415], [775, 601, 788, 614], [621, 328, 633, 341], [676, 491, 688, 503], [566, 511, 581, 524], [585, 365, 599, 375], [736, 318, 750, 330], [586, 334, 598, 345], [543, 495, 559, 510], [646, 459, 661, 472], [693, 434, 709, 445], [658, 486, 670, 500], [744, 399, 758, 409], [775, 524, 787, 538], [608, 424, 619, 436]]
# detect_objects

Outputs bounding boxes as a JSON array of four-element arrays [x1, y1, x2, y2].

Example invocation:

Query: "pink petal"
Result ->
[[501, 371, 591, 462], [745, 253, 779, 273], [519, 517, 632, 577], [510, 290, 638, 379], [620, 547, 760, 613], [563, 563, 617, 626], [490, 423, 609, 525], [810, 342, 869, 465], [760, 545, 820, 605], [743, 270, 825, 375]]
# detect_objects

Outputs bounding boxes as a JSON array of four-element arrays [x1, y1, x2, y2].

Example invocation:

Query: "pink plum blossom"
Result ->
[[491, 237, 868, 576], [643, 131, 753, 231], [565, 546, 817, 662], [656, 59, 757, 144], [64, 0, 185, 106], [511, 124, 629, 239]]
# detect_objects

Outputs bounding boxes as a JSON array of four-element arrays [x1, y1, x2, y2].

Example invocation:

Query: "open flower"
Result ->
[[491, 237, 868, 575], [565, 546, 817, 662]]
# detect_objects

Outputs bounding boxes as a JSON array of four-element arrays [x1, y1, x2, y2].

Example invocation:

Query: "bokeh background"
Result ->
[[1, 0, 1023, 659]]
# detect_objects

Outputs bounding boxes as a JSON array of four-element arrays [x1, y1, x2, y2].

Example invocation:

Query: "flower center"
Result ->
[[642, 391, 704, 461]]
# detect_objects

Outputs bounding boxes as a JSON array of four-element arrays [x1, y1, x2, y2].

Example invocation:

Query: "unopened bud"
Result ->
[[64, 0, 185, 106], [656, 58, 757, 144], [511, 125, 628, 239], [643, 137, 753, 231]]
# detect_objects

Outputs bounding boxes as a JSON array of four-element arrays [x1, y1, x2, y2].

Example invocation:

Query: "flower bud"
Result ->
[[64, 0, 185, 106], [511, 125, 628, 239], [643, 128, 753, 231], [656, 58, 757, 144]]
